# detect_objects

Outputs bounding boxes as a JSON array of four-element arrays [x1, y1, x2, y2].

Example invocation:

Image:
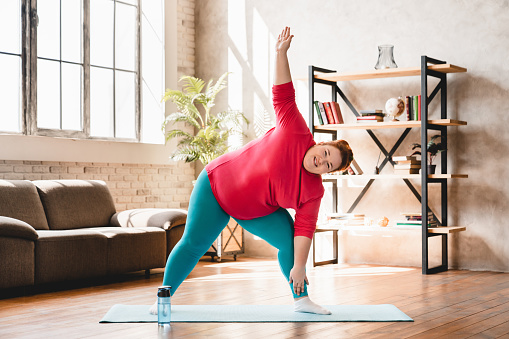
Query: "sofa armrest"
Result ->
[[0, 216, 39, 241], [110, 208, 187, 231]]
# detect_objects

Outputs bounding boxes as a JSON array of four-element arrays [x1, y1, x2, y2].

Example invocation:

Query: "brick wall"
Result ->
[[177, 0, 195, 79], [0, 160, 194, 211]]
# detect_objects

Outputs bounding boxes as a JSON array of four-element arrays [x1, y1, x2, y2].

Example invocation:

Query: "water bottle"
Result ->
[[157, 286, 171, 330]]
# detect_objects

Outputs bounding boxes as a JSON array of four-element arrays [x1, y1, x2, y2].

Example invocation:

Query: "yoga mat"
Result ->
[[100, 304, 413, 323]]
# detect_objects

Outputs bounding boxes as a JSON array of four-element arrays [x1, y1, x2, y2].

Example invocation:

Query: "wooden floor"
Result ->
[[1, 257, 509, 339]]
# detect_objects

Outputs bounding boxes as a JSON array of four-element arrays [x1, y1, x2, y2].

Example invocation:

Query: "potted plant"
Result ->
[[411, 135, 447, 174], [162, 72, 249, 166]]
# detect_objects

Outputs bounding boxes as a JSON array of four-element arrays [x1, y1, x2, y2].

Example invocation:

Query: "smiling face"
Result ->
[[303, 143, 342, 175]]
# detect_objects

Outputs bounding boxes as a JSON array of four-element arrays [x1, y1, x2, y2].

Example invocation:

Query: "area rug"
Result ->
[[100, 304, 413, 323]]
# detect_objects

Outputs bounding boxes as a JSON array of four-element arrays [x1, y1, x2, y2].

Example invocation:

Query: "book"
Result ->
[[396, 160, 421, 165], [418, 95, 422, 121], [313, 101, 324, 125], [323, 102, 335, 124], [361, 113, 385, 117], [360, 109, 383, 114], [400, 212, 434, 217], [413, 95, 419, 121], [395, 221, 438, 228], [394, 168, 420, 174], [405, 96, 411, 121], [357, 116, 384, 122], [392, 156, 417, 162], [330, 101, 344, 124], [327, 213, 365, 220], [357, 115, 383, 119], [394, 164, 421, 170]]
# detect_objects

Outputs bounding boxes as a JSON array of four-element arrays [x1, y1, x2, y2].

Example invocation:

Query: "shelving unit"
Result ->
[[309, 56, 467, 274]]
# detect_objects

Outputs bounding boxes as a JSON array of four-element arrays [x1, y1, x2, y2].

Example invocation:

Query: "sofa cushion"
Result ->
[[35, 229, 109, 284], [110, 208, 187, 230], [0, 180, 49, 230], [88, 227, 166, 274], [0, 236, 35, 289], [0, 216, 39, 241], [33, 180, 116, 230]]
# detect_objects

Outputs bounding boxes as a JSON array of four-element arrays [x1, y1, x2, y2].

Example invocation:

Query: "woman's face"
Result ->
[[303, 143, 342, 175]]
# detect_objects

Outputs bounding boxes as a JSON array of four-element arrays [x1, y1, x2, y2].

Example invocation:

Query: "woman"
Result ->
[[151, 27, 353, 315]]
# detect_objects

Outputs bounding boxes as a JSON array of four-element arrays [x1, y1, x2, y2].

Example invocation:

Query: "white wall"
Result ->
[[195, 0, 509, 271]]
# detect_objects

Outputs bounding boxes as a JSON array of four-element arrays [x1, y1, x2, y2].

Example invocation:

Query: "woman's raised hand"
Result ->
[[275, 26, 294, 53]]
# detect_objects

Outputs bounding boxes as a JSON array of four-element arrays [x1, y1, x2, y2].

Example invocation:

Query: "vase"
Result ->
[[375, 45, 398, 70], [427, 165, 436, 174]]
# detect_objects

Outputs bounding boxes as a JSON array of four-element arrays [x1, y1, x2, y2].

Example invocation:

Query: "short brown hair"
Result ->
[[322, 139, 353, 172]]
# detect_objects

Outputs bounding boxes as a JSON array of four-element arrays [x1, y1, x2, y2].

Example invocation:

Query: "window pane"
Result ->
[[141, 82, 163, 144], [90, 66, 114, 137], [115, 3, 136, 71], [62, 63, 82, 130], [0, 54, 22, 133], [37, 59, 61, 129], [141, 0, 163, 42], [61, 0, 83, 63], [37, 0, 61, 60], [0, 0, 22, 54], [119, 0, 137, 5], [140, 0, 164, 144], [141, 15, 163, 96], [90, 0, 114, 68], [115, 70, 136, 139]]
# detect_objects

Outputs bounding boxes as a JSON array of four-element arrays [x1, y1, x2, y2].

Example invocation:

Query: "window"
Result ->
[[0, 0, 165, 143], [0, 0, 23, 134], [89, 0, 137, 139], [37, 0, 84, 133]]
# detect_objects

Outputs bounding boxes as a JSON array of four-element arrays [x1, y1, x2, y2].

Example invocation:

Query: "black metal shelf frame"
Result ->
[[308, 56, 451, 274]]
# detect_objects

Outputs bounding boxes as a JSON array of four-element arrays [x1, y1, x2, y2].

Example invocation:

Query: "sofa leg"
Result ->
[[145, 269, 150, 278]]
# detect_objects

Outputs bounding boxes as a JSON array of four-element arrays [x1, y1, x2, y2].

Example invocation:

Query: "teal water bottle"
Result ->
[[157, 286, 171, 330]]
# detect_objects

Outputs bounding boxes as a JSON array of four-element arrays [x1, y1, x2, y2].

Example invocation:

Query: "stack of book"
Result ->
[[357, 110, 384, 123], [395, 212, 439, 228], [314, 101, 344, 125], [393, 156, 421, 174], [404, 95, 422, 121], [327, 213, 365, 226]]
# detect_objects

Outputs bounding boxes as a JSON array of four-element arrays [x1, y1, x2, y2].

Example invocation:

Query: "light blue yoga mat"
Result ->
[[100, 304, 413, 323]]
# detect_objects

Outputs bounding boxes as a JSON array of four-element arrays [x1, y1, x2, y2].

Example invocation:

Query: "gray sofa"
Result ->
[[0, 179, 187, 289]]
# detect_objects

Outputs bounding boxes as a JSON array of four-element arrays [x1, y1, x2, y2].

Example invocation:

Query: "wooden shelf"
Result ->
[[314, 64, 467, 82], [428, 226, 466, 234], [323, 174, 468, 180], [317, 225, 466, 234], [314, 119, 467, 131]]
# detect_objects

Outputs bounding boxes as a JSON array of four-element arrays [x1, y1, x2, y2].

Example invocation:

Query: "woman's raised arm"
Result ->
[[274, 27, 294, 86]]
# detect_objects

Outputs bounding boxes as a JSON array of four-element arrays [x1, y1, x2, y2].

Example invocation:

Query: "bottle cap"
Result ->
[[157, 286, 171, 297]]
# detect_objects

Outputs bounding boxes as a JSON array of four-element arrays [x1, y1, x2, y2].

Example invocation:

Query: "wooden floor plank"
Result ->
[[473, 320, 509, 338], [444, 310, 509, 338], [0, 257, 508, 338]]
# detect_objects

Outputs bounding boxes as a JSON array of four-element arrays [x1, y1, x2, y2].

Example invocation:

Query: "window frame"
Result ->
[[22, 0, 143, 142]]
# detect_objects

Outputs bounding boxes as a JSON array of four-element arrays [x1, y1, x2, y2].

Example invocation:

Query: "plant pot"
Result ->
[[427, 165, 436, 174]]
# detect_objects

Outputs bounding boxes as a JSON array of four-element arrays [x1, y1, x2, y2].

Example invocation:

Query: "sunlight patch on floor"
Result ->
[[189, 262, 416, 282], [203, 261, 279, 269]]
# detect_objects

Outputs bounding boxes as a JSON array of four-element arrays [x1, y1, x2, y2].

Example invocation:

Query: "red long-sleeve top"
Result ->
[[205, 81, 324, 239]]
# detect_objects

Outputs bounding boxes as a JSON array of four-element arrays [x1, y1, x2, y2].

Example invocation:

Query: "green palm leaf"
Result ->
[[163, 112, 201, 130], [207, 72, 229, 100], [164, 129, 193, 143], [181, 76, 205, 96], [170, 146, 201, 163]]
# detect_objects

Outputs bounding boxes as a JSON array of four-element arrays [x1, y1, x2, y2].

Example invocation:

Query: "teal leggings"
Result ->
[[162, 170, 307, 299]]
